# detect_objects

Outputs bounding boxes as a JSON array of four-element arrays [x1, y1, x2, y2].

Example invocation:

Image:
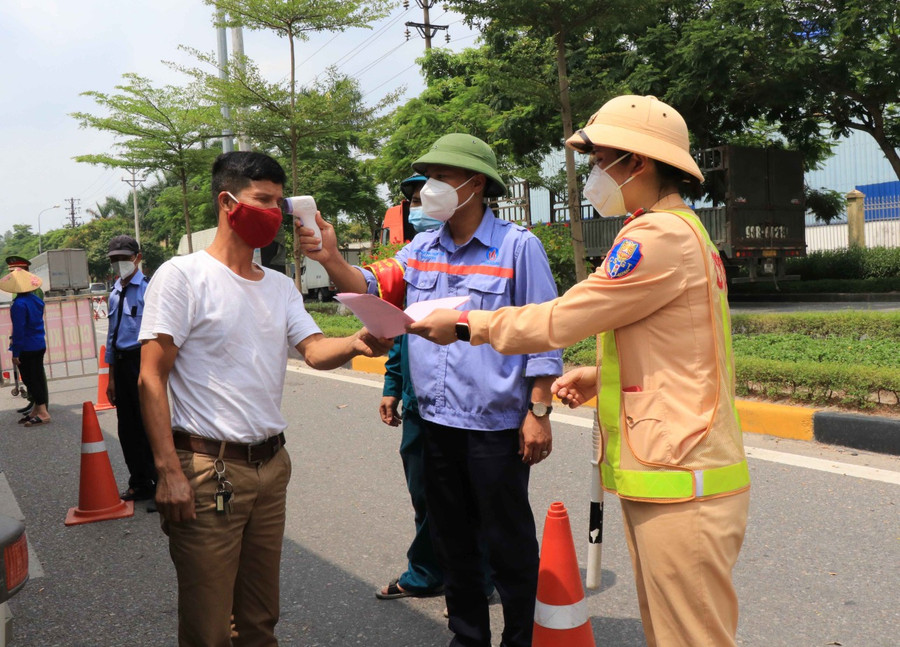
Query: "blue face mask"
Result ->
[[408, 206, 443, 233]]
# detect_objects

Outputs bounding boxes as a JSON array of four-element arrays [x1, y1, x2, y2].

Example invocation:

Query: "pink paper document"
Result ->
[[334, 293, 469, 338]]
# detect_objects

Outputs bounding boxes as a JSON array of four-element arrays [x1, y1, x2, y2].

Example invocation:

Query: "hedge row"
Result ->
[[736, 356, 900, 410], [785, 246, 900, 280], [731, 276, 900, 294], [731, 312, 900, 341]]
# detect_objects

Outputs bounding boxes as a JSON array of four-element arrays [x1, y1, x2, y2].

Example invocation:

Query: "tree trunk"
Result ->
[[554, 26, 588, 283], [864, 122, 900, 183], [180, 169, 194, 254]]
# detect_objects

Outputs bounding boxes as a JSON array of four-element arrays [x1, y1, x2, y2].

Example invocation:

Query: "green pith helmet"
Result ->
[[412, 133, 506, 198]]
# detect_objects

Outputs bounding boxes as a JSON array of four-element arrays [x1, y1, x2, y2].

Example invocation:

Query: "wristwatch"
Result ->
[[455, 310, 471, 342], [529, 401, 553, 418]]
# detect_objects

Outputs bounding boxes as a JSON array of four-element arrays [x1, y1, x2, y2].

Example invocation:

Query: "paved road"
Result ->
[[0, 353, 897, 646]]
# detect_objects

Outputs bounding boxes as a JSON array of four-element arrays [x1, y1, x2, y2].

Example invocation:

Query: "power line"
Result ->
[[330, 7, 412, 70], [77, 167, 117, 197], [363, 62, 419, 99], [350, 40, 412, 78], [297, 33, 342, 69]]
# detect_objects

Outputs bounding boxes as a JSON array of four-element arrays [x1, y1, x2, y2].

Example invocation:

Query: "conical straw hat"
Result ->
[[0, 269, 43, 294]]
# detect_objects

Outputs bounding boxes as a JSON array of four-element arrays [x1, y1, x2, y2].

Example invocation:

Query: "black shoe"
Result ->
[[120, 487, 155, 502], [16, 403, 33, 414]]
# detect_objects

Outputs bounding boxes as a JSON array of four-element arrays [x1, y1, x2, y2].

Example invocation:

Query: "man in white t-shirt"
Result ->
[[138, 151, 392, 647]]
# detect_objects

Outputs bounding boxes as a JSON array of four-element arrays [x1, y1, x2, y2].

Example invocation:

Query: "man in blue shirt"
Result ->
[[105, 235, 156, 503], [301, 134, 563, 647]]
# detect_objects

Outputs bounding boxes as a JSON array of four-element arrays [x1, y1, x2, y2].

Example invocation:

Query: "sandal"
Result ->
[[23, 416, 50, 427], [375, 578, 444, 600]]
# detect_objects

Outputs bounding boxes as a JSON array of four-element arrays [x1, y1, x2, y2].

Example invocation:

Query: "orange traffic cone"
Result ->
[[65, 401, 134, 526], [95, 345, 115, 411], [533, 501, 596, 647]]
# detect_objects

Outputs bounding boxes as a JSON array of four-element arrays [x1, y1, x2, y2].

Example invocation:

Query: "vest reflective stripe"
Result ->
[[597, 209, 749, 502], [601, 459, 750, 500], [534, 598, 589, 631]]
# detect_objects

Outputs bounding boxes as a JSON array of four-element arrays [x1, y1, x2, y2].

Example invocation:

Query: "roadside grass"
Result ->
[[309, 303, 900, 414]]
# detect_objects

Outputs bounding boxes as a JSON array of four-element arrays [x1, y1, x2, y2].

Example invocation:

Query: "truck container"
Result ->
[[297, 257, 335, 302], [29, 249, 90, 295], [581, 145, 807, 282]]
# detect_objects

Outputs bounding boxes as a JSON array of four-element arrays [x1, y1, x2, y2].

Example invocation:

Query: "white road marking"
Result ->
[[743, 446, 900, 486], [286, 365, 900, 486]]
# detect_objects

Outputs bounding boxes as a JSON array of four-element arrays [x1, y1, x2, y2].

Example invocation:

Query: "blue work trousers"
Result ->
[[423, 421, 538, 647]]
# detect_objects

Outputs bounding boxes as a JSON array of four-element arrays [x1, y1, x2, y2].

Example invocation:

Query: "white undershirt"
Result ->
[[139, 251, 321, 443]]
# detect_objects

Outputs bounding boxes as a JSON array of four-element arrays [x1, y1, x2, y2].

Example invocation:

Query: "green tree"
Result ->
[[624, 0, 900, 180], [447, 0, 628, 282], [71, 73, 222, 253], [205, 0, 394, 191], [49, 217, 166, 281], [0, 225, 40, 272]]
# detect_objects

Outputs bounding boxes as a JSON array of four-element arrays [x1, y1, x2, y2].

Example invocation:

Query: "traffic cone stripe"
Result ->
[[535, 598, 589, 631], [81, 441, 107, 454]]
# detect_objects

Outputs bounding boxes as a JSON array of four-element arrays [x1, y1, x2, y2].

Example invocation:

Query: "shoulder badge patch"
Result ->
[[605, 238, 643, 279]]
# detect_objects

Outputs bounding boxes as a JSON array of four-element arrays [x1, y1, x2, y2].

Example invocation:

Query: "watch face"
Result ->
[[531, 402, 549, 417]]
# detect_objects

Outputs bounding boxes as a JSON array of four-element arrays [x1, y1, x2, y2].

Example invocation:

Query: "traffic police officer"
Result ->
[[409, 95, 750, 647]]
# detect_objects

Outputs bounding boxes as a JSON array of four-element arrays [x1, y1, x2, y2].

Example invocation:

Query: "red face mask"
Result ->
[[225, 192, 283, 249]]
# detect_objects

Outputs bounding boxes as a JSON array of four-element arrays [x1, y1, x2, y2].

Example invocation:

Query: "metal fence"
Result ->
[[0, 296, 98, 385], [807, 194, 900, 251], [806, 218, 900, 251]]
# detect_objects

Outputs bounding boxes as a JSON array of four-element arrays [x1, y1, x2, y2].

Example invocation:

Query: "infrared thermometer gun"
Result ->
[[284, 196, 321, 250]]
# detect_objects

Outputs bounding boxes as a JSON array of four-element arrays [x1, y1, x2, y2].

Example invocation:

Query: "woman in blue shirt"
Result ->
[[5, 270, 50, 426]]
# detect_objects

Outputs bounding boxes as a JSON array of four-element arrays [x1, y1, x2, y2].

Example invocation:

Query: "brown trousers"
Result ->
[[620, 490, 750, 647], [164, 447, 292, 647]]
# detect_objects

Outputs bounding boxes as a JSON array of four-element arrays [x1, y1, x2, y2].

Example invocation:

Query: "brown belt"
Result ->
[[172, 430, 286, 464]]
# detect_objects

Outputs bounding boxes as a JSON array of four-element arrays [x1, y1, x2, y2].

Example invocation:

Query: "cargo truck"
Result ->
[[29, 248, 90, 296], [582, 145, 807, 282]]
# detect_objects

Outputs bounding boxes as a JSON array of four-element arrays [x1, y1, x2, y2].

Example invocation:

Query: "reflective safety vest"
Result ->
[[597, 209, 750, 503], [363, 258, 406, 309]]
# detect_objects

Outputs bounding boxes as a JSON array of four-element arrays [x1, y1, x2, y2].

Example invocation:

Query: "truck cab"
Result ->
[[379, 200, 415, 245]]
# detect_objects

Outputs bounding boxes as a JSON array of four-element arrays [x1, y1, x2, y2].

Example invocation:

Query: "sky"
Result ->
[[0, 0, 478, 239]]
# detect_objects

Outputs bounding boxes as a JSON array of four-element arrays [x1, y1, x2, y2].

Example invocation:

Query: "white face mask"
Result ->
[[419, 175, 476, 222], [583, 153, 634, 218], [114, 260, 136, 279]]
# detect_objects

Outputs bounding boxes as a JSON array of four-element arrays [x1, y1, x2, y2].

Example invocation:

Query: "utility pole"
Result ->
[[217, 10, 235, 153], [231, 23, 251, 152], [64, 198, 81, 228], [404, 0, 448, 50], [122, 168, 145, 246]]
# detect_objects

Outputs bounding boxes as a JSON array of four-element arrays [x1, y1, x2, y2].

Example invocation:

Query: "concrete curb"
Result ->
[[350, 356, 900, 456]]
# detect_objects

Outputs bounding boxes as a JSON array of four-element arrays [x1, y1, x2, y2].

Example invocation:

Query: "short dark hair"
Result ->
[[211, 152, 287, 207]]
